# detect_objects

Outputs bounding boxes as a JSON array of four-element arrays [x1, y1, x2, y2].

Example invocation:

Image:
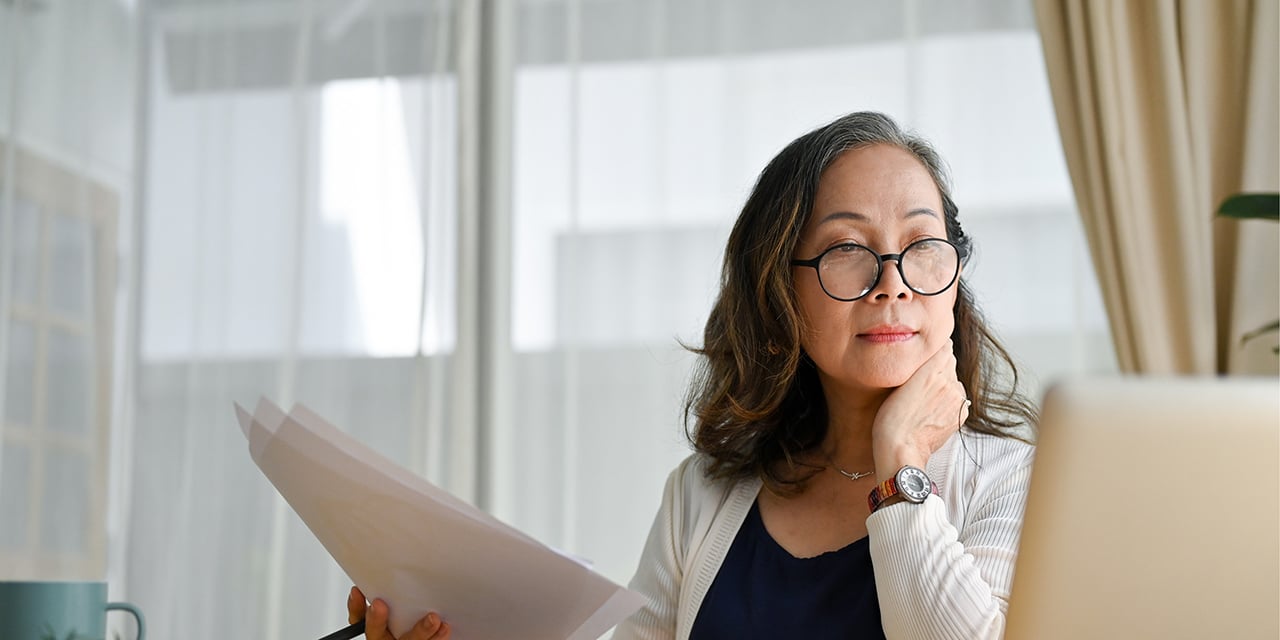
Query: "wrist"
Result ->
[[867, 465, 938, 512], [872, 443, 929, 483]]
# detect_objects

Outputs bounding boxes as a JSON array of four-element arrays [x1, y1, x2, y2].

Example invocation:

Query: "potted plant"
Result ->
[[1218, 193, 1279, 354]]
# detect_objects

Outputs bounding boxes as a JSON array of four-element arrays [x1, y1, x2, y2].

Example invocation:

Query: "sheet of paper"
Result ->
[[234, 399, 645, 639]]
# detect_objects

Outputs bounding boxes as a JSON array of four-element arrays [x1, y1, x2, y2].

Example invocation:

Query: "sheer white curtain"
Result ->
[[0, 1, 472, 637], [0, 1, 1117, 639], [124, 2, 466, 638]]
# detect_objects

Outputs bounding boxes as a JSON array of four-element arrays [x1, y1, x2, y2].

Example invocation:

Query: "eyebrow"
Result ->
[[814, 208, 940, 226]]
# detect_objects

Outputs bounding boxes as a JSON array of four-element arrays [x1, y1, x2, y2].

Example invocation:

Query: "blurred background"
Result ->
[[0, 0, 1166, 637]]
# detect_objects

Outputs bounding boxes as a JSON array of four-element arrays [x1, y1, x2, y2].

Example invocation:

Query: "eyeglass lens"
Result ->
[[818, 239, 957, 301]]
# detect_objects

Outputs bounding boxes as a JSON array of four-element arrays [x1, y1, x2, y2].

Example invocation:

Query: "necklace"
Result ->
[[825, 452, 874, 480], [834, 466, 875, 481]]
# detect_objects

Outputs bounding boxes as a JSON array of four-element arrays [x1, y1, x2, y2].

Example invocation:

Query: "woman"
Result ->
[[351, 112, 1037, 639]]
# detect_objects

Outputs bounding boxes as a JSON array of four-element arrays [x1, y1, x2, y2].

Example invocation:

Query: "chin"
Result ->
[[829, 366, 915, 393], [810, 347, 931, 393], [859, 372, 913, 390]]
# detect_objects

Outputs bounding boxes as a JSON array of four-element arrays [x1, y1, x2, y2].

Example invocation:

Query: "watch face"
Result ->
[[897, 466, 931, 502]]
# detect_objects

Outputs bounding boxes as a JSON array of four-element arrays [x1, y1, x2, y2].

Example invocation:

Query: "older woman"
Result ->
[[351, 112, 1037, 640], [613, 111, 1036, 640]]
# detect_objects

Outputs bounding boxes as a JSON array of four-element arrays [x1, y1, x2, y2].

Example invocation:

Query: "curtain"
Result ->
[[0, 0, 133, 591], [124, 2, 468, 638], [1, 1, 1120, 640], [1035, 0, 1280, 375]]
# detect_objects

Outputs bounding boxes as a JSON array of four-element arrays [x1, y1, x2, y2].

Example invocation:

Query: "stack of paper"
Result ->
[[234, 399, 645, 639]]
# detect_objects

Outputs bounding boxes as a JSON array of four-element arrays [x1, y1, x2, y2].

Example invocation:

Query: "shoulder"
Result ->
[[663, 454, 743, 512], [657, 454, 760, 555]]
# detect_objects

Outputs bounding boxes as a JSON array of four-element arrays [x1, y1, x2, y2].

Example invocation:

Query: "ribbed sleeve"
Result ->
[[868, 433, 1035, 639]]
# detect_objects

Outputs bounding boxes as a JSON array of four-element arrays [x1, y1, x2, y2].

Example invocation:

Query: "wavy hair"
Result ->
[[685, 112, 1037, 494]]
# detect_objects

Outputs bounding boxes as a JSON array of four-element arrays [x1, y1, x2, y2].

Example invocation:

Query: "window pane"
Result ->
[[49, 211, 93, 319], [143, 76, 458, 359], [0, 441, 30, 550], [9, 199, 41, 307], [4, 320, 37, 426], [41, 447, 91, 552], [46, 327, 92, 437]]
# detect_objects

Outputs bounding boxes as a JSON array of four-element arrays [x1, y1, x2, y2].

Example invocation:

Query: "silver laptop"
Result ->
[[1005, 377, 1279, 639]]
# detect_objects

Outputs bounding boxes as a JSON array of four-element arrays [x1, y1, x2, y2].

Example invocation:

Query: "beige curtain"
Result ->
[[1035, 0, 1279, 374]]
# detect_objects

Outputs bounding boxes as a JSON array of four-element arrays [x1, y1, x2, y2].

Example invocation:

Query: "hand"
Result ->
[[348, 586, 452, 640], [871, 339, 970, 482]]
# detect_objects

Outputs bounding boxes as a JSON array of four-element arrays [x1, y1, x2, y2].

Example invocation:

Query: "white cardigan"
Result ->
[[611, 430, 1035, 640]]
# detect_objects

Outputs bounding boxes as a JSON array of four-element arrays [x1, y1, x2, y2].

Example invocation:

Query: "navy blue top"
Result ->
[[688, 500, 885, 639]]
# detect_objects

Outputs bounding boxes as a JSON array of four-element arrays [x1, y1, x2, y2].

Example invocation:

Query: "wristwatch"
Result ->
[[867, 465, 938, 512]]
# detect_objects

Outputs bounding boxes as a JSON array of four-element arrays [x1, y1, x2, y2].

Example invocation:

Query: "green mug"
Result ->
[[0, 581, 145, 640]]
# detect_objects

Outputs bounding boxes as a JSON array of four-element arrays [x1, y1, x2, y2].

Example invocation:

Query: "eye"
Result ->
[[825, 240, 867, 254]]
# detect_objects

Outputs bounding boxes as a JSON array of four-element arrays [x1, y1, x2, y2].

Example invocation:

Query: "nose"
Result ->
[[870, 258, 911, 301]]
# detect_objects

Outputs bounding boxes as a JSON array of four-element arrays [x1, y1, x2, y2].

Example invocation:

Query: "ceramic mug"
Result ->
[[0, 581, 145, 640]]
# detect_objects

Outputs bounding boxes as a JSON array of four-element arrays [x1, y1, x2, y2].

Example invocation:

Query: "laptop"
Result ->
[[1005, 376, 1279, 639]]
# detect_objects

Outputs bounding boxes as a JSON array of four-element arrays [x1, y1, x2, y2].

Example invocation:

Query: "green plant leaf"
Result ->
[[1217, 193, 1279, 221], [1240, 319, 1280, 345]]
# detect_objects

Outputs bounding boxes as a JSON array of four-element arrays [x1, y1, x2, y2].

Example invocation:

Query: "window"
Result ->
[[0, 140, 117, 579]]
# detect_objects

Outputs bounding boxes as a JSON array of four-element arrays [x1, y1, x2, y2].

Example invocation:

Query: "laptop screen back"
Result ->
[[1005, 377, 1279, 639]]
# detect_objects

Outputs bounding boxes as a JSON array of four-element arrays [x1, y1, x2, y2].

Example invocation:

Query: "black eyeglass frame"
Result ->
[[790, 237, 961, 302]]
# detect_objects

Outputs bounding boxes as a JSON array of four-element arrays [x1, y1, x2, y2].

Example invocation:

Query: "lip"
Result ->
[[856, 325, 918, 343]]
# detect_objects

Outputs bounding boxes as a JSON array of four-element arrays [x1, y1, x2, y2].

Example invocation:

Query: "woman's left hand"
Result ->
[[349, 586, 452, 640], [870, 339, 970, 481]]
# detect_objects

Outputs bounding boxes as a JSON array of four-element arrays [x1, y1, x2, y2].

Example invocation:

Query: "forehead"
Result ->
[[804, 144, 944, 234]]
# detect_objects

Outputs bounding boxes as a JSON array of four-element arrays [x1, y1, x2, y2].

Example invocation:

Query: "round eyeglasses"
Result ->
[[791, 237, 960, 302]]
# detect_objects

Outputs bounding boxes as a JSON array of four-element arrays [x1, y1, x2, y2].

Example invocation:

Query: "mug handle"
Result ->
[[106, 602, 147, 640]]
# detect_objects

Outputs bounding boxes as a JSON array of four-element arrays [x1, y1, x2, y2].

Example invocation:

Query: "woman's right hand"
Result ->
[[870, 339, 969, 482], [348, 586, 452, 640]]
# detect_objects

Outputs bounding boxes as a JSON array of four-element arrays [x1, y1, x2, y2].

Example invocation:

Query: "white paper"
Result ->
[[234, 399, 644, 639]]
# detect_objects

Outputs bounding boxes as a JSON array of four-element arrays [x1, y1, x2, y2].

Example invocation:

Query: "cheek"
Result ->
[[933, 292, 959, 340], [796, 293, 852, 359], [795, 274, 829, 330], [796, 294, 832, 347]]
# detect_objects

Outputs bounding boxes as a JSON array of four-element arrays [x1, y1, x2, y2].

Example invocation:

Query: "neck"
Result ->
[[819, 382, 891, 472]]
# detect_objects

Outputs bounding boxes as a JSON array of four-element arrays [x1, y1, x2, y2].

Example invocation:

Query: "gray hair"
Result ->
[[687, 110, 1035, 492], [783, 111, 971, 262]]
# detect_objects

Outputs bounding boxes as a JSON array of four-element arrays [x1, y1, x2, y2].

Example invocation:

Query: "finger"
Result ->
[[365, 599, 393, 640], [348, 586, 367, 625], [924, 339, 959, 377], [423, 617, 451, 640], [902, 351, 948, 395], [404, 612, 445, 640]]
